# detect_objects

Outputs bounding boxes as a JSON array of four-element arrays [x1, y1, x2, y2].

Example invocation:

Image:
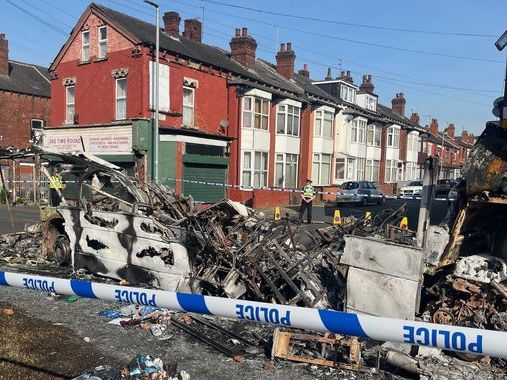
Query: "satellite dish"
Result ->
[[494, 97, 504, 108], [493, 107, 501, 118], [219, 119, 229, 128]]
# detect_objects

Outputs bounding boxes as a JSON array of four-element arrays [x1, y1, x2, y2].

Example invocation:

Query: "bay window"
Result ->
[[243, 96, 269, 130], [351, 119, 366, 143], [242, 151, 268, 188], [385, 160, 397, 183], [366, 160, 380, 182], [277, 104, 300, 136], [334, 158, 345, 181], [314, 110, 334, 138], [387, 127, 400, 148], [356, 158, 365, 180], [312, 153, 331, 185], [275, 153, 298, 188], [367, 125, 381, 146]]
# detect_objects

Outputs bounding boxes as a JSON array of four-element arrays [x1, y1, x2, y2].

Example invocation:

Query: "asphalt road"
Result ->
[[0, 205, 40, 234], [0, 199, 449, 235], [311, 198, 450, 230]]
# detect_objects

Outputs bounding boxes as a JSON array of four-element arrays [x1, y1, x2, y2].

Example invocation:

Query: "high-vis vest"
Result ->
[[49, 176, 64, 189], [302, 185, 315, 199]]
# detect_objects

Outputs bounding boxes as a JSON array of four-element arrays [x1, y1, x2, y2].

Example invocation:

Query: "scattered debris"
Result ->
[[2, 308, 15, 315], [271, 328, 370, 372]]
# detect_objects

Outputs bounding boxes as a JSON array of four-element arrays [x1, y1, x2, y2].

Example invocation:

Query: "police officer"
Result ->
[[49, 168, 65, 206], [299, 179, 315, 224]]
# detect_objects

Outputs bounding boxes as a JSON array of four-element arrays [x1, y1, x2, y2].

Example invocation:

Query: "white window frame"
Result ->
[[183, 86, 195, 126], [242, 151, 268, 188], [340, 84, 356, 103], [65, 85, 75, 124], [366, 159, 380, 182], [385, 159, 398, 183], [275, 153, 298, 188], [334, 157, 346, 181], [314, 109, 334, 138], [312, 153, 331, 186], [387, 126, 400, 148], [242, 96, 270, 130], [81, 30, 90, 62], [98, 25, 107, 59], [276, 104, 300, 136], [351, 119, 367, 143], [30, 119, 43, 142], [365, 96, 376, 111], [115, 78, 127, 120], [356, 157, 365, 181], [347, 158, 355, 180], [367, 125, 381, 146]]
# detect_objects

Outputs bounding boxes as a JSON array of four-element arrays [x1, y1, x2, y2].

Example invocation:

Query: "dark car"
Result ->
[[435, 179, 457, 198]]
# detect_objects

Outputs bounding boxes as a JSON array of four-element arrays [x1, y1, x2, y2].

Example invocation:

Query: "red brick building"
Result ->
[[0, 33, 50, 201], [46, 3, 338, 207]]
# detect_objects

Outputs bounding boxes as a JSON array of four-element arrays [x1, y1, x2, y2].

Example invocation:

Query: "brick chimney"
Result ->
[[392, 93, 406, 116], [359, 74, 374, 94], [163, 11, 181, 37], [229, 27, 257, 69], [338, 70, 353, 84], [183, 19, 202, 42], [298, 63, 309, 78], [447, 123, 455, 138], [410, 112, 420, 124], [0, 34, 8, 76], [430, 118, 439, 135], [276, 42, 296, 79]]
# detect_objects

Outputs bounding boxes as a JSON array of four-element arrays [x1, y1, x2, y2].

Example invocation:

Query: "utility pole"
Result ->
[[144, 0, 160, 183], [494, 30, 507, 127]]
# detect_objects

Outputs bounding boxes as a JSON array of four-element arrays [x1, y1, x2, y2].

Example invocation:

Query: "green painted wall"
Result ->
[[159, 141, 177, 186]]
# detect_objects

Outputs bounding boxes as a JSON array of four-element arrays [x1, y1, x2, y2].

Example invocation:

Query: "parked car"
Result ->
[[337, 181, 385, 206], [399, 181, 423, 197], [435, 179, 457, 198]]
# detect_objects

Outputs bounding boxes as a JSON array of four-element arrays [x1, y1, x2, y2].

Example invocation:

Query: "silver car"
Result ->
[[337, 181, 385, 207]]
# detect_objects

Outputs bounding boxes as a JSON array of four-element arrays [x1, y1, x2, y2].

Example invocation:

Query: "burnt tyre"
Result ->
[[54, 235, 71, 266]]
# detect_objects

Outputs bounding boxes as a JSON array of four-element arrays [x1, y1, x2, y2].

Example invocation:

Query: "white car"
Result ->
[[399, 181, 423, 197]]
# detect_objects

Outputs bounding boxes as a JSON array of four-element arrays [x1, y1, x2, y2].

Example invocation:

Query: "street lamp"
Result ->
[[495, 30, 507, 125], [144, 0, 160, 183]]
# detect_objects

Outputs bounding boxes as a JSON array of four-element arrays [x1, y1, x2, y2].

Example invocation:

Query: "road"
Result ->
[[0, 205, 40, 234], [310, 198, 449, 230]]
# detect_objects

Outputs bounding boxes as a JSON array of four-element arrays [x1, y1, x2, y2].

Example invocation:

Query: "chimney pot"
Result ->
[[359, 73, 374, 94], [276, 42, 296, 79], [346, 70, 350, 77], [183, 19, 202, 42], [303, 63, 308, 70], [230, 27, 257, 68], [392, 92, 406, 116], [368, 74, 372, 81], [163, 11, 181, 37]]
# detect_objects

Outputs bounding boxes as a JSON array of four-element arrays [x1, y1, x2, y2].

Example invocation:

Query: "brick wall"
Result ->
[[0, 90, 50, 148]]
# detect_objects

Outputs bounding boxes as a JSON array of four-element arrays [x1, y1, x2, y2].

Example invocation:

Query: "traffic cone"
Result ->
[[365, 211, 372, 226], [333, 209, 342, 225], [400, 216, 408, 230], [274, 207, 281, 221]]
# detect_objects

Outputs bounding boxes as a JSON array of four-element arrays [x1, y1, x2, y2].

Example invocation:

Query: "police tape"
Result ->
[[1, 178, 452, 201], [0, 270, 505, 358]]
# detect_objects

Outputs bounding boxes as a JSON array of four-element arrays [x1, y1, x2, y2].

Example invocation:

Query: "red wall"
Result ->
[[0, 91, 50, 147]]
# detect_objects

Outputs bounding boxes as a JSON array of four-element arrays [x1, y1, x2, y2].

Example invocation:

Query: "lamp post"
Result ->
[[144, 0, 160, 183]]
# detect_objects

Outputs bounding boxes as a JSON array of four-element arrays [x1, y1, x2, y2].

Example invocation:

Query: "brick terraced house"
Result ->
[[0, 33, 50, 202]]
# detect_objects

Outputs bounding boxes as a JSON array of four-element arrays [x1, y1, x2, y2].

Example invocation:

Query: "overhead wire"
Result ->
[[200, 0, 498, 38], [5, 0, 69, 37]]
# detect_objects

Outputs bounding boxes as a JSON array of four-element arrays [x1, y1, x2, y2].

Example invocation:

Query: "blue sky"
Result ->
[[1, 0, 505, 135]]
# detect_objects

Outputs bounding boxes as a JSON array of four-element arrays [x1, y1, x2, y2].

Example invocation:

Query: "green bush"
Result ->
[[0, 189, 6, 204]]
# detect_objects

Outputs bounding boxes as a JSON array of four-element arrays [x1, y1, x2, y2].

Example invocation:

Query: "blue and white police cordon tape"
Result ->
[[3, 178, 452, 201], [0, 270, 505, 358]]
